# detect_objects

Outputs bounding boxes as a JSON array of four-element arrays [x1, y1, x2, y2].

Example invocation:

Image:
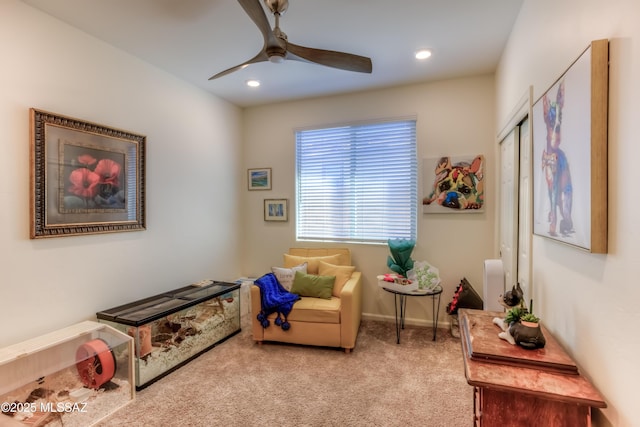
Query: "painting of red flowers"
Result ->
[[30, 109, 146, 238], [61, 145, 126, 211]]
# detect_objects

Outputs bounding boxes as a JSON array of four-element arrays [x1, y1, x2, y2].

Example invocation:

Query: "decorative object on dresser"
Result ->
[[495, 306, 546, 349], [499, 282, 524, 308]]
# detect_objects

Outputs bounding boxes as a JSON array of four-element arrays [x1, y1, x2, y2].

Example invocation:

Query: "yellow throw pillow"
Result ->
[[283, 254, 341, 275], [318, 261, 355, 297]]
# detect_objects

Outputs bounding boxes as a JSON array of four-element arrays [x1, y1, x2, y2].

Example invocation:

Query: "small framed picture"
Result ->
[[248, 168, 272, 190], [264, 199, 288, 222]]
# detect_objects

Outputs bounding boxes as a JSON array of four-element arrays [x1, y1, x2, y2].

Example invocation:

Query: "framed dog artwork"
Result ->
[[422, 154, 485, 214], [532, 39, 608, 253]]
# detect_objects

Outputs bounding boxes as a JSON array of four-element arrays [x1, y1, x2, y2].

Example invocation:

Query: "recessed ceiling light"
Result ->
[[415, 49, 432, 60], [246, 79, 260, 88]]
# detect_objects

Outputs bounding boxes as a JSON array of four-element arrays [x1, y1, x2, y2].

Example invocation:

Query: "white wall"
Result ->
[[242, 76, 496, 324], [0, 1, 243, 347], [496, 1, 640, 425]]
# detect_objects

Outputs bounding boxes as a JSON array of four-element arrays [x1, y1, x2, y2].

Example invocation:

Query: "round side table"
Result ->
[[382, 285, 443, 343]]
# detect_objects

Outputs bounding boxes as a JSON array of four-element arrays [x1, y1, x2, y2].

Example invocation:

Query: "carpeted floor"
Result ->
[[97, 318, 473, 427]]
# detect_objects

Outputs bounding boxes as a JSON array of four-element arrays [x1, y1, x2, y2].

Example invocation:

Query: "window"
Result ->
[[295, 119, 417, 244]]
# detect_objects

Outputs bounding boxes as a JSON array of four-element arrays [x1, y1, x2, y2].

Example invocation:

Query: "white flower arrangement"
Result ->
[[407, 261, 441, 290]]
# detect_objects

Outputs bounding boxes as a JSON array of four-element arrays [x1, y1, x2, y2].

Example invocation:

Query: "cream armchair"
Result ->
[[251, 248, 363, 353]]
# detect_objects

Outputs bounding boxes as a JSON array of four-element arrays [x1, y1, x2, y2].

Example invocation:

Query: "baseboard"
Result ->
[[362, 312, 451, 329]]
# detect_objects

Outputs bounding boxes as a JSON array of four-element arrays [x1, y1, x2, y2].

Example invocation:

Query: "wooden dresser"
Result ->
[[458, 309, 606, 427]]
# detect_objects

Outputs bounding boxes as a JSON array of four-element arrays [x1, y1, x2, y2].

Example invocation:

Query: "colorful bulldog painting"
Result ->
[[422, 155, 484, 213]]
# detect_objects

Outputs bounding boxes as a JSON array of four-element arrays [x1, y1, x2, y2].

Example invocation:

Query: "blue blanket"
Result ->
[[254, 273, 300, 331]]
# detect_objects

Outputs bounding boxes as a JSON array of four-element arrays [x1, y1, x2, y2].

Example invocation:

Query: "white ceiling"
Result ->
[[22, 0, 523, 108]]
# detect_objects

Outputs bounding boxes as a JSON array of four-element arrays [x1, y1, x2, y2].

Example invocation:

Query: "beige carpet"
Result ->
[[97, 318, 472, 427]]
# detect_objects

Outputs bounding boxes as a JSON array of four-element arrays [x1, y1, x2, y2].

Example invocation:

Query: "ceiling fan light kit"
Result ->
[[209, 0, 372, 80], [264, 0, 289, 15], [268, 52, 286, 63]]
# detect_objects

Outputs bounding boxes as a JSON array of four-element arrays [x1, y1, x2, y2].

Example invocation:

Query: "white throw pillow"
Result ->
[[271, 263, 308, 291]]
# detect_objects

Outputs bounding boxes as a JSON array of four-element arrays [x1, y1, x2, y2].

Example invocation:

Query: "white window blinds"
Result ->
[[295, 119, 417, 244]]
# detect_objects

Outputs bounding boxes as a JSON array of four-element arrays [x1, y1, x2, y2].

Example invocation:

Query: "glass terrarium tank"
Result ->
[[0, 321, 134, 427], [96, 280, 241, 389]]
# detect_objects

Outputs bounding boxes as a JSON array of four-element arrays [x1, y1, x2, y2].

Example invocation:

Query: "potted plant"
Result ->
[[520, 313, 540, 327], [507, 301, 546, 349], [504, 306, 527, 326], [386, 239, 415, 278]]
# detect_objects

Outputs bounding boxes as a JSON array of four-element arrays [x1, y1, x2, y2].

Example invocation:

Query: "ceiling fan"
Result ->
[[209, 0, 373, 80]]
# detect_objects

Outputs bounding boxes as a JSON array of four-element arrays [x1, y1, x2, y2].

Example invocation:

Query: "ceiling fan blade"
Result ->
[[287, 42, 372, 73], [237, 0, 282, 49], [209, 51, 268, 80]]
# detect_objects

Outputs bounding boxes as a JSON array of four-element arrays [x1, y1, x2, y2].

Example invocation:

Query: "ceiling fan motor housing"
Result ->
[[264, 0, 288, 15]]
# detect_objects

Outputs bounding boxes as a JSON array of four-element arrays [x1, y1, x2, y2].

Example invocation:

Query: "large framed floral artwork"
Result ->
[[30, 109, 146, 238]]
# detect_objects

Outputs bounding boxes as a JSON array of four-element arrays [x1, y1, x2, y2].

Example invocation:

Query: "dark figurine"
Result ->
[[502, 283, 523, 307], [509, 321, 546, 349]]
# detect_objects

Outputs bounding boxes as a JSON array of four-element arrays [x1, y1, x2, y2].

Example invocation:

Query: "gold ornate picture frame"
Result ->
[[30, 109, 146, 238]]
